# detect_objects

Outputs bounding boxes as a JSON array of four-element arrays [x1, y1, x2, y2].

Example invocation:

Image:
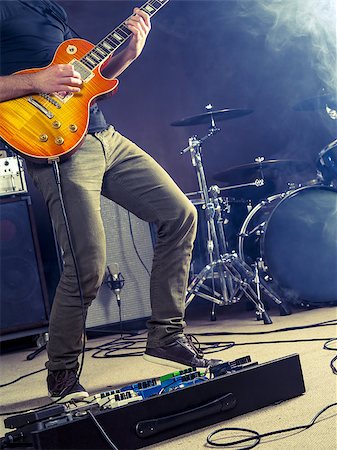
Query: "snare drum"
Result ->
[[238, 185, 337, 305]]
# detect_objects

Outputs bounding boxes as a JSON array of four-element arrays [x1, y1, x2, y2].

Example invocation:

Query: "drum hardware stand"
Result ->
[[185, 176, 266, 201], [181, 120, 288, 324]]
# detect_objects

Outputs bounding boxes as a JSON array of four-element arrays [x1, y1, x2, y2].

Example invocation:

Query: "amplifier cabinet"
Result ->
[[86, 197, 154, 329], [0, 195, 49, 338]]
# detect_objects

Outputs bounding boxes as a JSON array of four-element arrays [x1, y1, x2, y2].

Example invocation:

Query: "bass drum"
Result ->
[[238, 185, 337, 305], [317, 139, 337, 184]]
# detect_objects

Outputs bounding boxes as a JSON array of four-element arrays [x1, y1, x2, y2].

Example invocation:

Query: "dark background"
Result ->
[[61, 0, 336, 193]]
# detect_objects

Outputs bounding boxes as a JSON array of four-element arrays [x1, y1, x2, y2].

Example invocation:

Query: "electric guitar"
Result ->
[[0, 0, 169, 163]]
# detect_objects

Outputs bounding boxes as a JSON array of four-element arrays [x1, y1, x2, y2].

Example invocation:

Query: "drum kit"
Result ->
[[172, 98, 337, 323]]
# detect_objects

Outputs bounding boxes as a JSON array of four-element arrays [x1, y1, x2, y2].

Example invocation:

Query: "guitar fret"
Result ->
[[143, 4, 156, 14], [119, 23, 131, 32], [83, 58, 95, 68], [142, 0, 164, 16], [108, 35, 121, 46], [89, 52, 101, 61], [112, 32, 124, 41], [96, 47, 107, 57], [115, 26, 129, 38], [104, 37, 116, 48], [92, 49, 103, 57], [102, 41, 114, 51]]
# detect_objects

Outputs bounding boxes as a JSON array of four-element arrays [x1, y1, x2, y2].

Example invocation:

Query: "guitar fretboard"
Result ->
[[80, 0, 169, 70]]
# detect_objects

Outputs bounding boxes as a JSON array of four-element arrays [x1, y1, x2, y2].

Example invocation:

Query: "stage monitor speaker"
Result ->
[[0, 195, 49, 337], [86, 197, 154, 329]]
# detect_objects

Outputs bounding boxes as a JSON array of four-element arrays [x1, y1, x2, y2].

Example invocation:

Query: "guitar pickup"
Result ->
[[28, 96, 54, 119], [71, 59, 94, 82]]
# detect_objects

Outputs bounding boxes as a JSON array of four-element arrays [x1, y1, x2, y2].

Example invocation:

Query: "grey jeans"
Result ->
[[26, 126, 197, 371]]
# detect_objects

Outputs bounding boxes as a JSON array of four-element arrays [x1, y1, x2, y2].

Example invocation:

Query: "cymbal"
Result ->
[[170, 108, 253, 127], [293, 94, 337, 111], [213, 159, 315, 186]]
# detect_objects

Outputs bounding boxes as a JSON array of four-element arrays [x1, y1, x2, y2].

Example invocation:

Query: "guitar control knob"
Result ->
[[39, 134, 48, 142], [52, 121, 61, 129], [69, 124, 78, 132], [55, 136, 64, 145], [66, 45, 77, 55]]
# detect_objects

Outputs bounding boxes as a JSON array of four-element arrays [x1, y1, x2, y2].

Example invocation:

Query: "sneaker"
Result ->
[[143, 335, 222, 370], [47, 369, 89, 402]]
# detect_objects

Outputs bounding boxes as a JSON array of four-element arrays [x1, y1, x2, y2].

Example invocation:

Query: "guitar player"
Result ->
[[0, 0, 221, 402]]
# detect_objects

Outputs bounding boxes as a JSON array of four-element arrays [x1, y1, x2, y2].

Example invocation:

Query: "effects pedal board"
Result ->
[[1, 354, 305, 450]]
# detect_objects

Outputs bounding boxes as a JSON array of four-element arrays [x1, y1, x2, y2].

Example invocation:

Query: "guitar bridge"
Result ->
[[28, 96, 54, 119]]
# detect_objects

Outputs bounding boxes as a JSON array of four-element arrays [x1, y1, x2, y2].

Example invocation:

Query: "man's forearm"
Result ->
[[0, 65, 82, 102], [0, 73, 37, 102], [102, 47, 137, 79]]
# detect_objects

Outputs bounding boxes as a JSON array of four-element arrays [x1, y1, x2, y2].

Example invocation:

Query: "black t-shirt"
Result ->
[[0, 0, 107, 133]]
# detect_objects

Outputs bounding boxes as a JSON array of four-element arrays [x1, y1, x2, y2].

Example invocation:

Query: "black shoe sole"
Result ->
[[49, 391, 89, 403]]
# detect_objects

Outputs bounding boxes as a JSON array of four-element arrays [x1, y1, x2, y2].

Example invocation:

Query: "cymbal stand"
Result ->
[[181, 127, 232, 306], [181, 128, 287, 324]]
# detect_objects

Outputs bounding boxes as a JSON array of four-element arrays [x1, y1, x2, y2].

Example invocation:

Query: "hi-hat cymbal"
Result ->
[[171, 108, 253, 127], [293, 94, 337, 111], [213, 159, 315, 186]]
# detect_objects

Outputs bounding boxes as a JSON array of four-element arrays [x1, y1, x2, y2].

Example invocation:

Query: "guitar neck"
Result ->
[[80, 0, 170, 70]]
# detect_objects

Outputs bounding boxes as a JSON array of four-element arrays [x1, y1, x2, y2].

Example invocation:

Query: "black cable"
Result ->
[[0, 368, 46, 388], [324, 338, 337, 351], [0, 386, 76, 416], [86, 328, 147, 358], [89, 337, 333, 360], [208, 428, 260, 449], [127, 211, 151, 277], [202, 337, 335, 351], [52, 161, 87, 380], [323, 338, 337, 375], [193, 319, 337, 336], [207, 403, 337, 449], [85, 330, 147, 350], [87, 410, 119, 450], [118, 302, 123, 339], [330, 355, 337, 375], [91, 338, 146, 358]]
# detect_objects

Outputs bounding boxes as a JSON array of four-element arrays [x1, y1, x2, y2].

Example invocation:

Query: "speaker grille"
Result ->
[[0, 196, 49, 334], [86, 197, 153, 329]]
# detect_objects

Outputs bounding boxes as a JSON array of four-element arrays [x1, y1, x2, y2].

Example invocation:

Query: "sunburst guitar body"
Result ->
[[0, 0, 170, 163], [0, 39, 118, 163]]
